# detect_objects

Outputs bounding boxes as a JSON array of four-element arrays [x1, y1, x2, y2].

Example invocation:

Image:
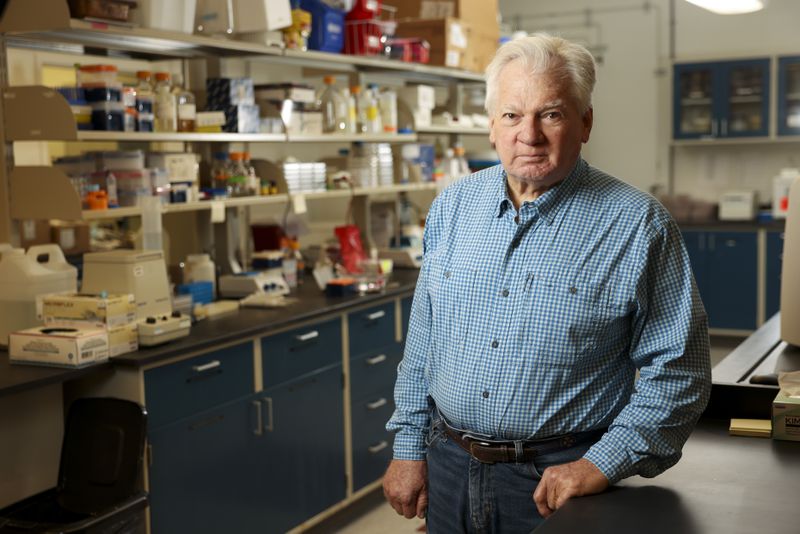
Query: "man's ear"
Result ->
[[489, 117, 496, 145], [582, 108, 593, 143]]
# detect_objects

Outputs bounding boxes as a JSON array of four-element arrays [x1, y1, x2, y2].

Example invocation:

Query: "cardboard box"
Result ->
[[393, 0, 499, 34], [42, 293, 137, 328], [233, 0, 292, 32], [9, 325, 108, 368], [19, 220, 51, 249], [50, 221, 90, 256], [397, 85, 436, 111], [206, 78, 256, 108], [146, 153, 200, 184], [772, 390, 800, 441], [463, 26, 500, 73], [394, 18, 470, 70], [107, 322, 138, 357]]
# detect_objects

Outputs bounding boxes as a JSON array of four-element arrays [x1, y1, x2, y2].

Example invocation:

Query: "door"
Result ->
[[704, 231, 758, 330], [778, 56, 800, 136], [719, 59, 770, 138], [253, 364, 346, 533]]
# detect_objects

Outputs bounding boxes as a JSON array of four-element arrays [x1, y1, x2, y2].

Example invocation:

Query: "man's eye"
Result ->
[[502, 113, 518, 120], [543, 111, 562, 120]]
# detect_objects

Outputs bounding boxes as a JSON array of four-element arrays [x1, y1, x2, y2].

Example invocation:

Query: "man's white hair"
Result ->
[[484, 33, 597, 116]]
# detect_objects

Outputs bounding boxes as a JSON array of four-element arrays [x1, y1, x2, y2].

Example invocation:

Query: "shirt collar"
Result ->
[[493, 158, 586, 224]]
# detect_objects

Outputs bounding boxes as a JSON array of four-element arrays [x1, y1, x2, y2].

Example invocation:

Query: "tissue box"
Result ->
[[772, 390, 800, 441], [42, 293, 137, 327], [9, 325, 109, 368]]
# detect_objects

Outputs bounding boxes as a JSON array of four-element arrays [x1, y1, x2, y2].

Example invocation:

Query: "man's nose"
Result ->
[[517, 116, 542, 144]]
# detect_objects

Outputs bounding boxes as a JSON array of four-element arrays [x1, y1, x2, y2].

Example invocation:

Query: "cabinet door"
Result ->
[[148, 397, 261, 534], [705, 231, 758, 330], [766, 231, 785, 319], [674, 63, 716, 139], [778, 56, 800, 136], [351, 391, 395, 492], [719, 59, 770, 138], [253, 365, 345, 533]]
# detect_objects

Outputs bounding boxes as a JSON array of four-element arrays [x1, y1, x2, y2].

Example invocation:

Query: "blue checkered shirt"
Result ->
[[387, 158, 711, 483]]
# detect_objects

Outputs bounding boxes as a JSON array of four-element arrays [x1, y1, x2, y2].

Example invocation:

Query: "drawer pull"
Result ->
[[366, 397, 388, 410], [192, 360, 221, 373], [263, 397, 274, 432], [366, 354, 387, 365], [294, 330, 319, 342], [366, 310, 386, 321], [368, 441, 389, 454], [252, 400, 263, 436], [189, 414, 224, 431]]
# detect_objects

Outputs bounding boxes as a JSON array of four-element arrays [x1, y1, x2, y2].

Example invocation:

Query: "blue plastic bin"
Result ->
[[301, 0, 345, 53]]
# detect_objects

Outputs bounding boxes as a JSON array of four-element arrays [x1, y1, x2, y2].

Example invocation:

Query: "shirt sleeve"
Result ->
[[583, 215, 712, 484], [385, 196, 443, 460]]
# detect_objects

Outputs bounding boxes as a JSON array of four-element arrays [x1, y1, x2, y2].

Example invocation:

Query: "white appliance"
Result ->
[[81, 250, 190, 346], [719, 190, 758, 221], [219, 271, 289, 298]]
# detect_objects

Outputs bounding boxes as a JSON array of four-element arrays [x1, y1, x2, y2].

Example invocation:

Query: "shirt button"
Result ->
[[502, 289, 509, 297], [482, 391, 490, 398], [491, 340, 499, 348], [569, 286, 577, 294], [444, 271, 451, 278]]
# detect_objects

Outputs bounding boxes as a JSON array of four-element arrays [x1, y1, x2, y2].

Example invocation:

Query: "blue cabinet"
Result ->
[[148, 396, 262, 534], [254, 365, 345, 533], [674, 59, 770, 139], [766, 231, 784, 319], [682, 230, 758, 330], [777, 56, 800, 136]]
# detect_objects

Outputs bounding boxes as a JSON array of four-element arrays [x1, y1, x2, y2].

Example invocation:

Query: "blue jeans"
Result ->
[[425, 414, 596, 534]]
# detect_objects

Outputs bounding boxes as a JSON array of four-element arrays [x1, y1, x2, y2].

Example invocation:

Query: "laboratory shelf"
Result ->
[[80, 183, 436, 220], [416, 125, 489, 135], [287, 133, 418, 143], [75, 132, 419, 144]]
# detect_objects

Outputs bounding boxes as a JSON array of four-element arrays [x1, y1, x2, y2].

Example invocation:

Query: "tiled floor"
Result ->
[[309, 336, 742, 533]]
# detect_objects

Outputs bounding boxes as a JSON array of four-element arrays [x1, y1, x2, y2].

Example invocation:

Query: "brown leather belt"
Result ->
[[443, 426, 605, 464]]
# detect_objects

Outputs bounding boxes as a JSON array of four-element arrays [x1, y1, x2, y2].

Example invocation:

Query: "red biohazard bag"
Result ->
[[335, 224, 367, 274]]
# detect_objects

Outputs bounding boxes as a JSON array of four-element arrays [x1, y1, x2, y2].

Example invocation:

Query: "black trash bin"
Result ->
[[0, 397, 148, 534]]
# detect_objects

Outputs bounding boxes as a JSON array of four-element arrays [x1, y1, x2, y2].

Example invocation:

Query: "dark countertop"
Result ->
[[534, 418, 800, 534], [0, 269, 420, 398], [678, 220, 785, 231]]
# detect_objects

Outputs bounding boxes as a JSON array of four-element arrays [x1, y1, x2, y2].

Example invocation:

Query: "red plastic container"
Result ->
[[348, 0, 382, 20], [387, 37, 430, 64]]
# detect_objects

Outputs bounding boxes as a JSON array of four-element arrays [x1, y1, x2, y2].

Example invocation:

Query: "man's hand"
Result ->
[[532, 458, 609, 518], [383, 459, 428, 519]]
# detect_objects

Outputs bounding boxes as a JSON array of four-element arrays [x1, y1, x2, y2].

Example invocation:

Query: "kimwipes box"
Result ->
[[9, 325, 109, 368], [42, 293, 136, 328], [772, 390, 800, 441]]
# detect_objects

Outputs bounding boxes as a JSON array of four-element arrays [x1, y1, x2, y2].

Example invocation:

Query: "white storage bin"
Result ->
[[135, 0, 198, 34]]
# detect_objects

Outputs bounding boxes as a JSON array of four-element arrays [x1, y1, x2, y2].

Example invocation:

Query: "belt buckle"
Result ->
[[462, 434, 496, 464]]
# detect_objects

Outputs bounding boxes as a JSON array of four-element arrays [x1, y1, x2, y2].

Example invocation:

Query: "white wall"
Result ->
[[498, 0, 800, 203]]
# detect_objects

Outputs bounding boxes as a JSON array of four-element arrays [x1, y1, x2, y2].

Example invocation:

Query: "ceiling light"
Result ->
[[685, 0, 766, 14]]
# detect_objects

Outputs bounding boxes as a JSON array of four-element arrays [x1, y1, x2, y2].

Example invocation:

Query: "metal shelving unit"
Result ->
[[0, 0, 486, 242]]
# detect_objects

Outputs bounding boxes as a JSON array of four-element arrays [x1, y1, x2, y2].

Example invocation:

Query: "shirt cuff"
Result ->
[[583, 436, 637, 484], [391, 429, 427, 461]]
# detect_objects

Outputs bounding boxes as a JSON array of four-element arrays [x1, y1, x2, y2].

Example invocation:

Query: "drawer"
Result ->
[[348, 301, 396, 359], [145, 341, 254, 430], [262, 317, 342, 389], [351, 391, 395, 491], [350, 346, 401, 401]]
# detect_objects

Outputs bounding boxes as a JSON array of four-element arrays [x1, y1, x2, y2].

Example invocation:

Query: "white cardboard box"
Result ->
[[772, 390, 800, 441], [397, 85, 436, 111], [42, 293, 136, 328], [9, 325, 108, 368], [233, 0, 292, 33]]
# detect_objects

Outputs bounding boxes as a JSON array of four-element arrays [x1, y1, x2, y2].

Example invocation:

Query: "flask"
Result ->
[[228, 152, 249, 197], [243, 152, 260, 196], [172, 74, 196, 132], [134, 70, 155, 132], [351, 85, 367, 133], [281, 237, 298, 289], [211, 151, 231, 196], [154, 72, 177, 132], [289, 237, 305, 285], [318, 75, 348, 134], [365, 83, 383, 133]]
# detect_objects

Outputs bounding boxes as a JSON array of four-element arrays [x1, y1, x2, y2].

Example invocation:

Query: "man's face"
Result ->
[[489, 60, 593, 189]]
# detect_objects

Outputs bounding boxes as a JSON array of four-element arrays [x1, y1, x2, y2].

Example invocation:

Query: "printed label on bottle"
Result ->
[[178, 103, 197, 120]]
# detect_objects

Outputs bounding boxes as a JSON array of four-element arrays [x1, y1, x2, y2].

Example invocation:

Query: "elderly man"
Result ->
[[383, 33, 711, 532]]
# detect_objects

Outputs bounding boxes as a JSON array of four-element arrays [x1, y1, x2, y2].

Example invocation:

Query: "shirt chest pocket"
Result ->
[[428, 263, 478, 356], [523, 274, 610, 367]]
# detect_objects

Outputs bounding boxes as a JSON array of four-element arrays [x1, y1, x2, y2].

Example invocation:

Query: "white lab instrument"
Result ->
[[218, 271, 289, 298], [719, 190, 758, 221]]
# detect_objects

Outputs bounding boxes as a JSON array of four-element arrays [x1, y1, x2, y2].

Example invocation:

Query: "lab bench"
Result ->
[[0, 270, 418, 534]]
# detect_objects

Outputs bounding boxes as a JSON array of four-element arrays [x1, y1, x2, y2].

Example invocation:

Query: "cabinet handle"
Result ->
[[712, 119, 718, 137], [725, 239, 737, 247], [366, 397, 388, 410], [295, 330, 319, 342], [368, 441, 389, 454], [366, 310, 386, 321], [366, 354, 387, 365], [721, 117, 728, 136], [252, 400, 263, 436], [263, 397, 274, 431], [192, 360, 221, 373]]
